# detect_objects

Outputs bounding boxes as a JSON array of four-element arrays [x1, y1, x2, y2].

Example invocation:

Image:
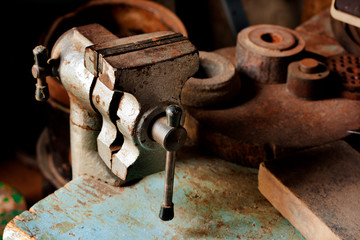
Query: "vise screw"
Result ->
[[32, 23, 199, 220]]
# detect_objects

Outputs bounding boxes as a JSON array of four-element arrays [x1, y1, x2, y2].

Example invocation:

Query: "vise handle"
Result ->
[[151, 105, 186, 221]]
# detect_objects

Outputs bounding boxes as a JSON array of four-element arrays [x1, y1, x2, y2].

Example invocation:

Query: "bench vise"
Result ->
[[32, 23, 199, 220]]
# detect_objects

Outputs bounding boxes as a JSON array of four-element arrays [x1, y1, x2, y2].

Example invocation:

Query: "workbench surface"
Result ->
[[4, 147, 304, 239]]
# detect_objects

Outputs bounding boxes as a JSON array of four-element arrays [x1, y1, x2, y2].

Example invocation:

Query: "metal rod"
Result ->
[[163, 151, 176, 206], [159, 105, 183, 221], [348, 129, 360, 135]]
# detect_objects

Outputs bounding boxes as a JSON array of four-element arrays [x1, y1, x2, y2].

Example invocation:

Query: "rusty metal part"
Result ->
[[327, 54, 360, 100], [40, 0, 187, 109], [51, 23, 199, 184], [286, 58, 332, 100], [41, 0, 187, 49], [86, 29, 198, 181], [185, 45, 360, 167], [236, 24, 305, 84], [183, 11, 360, 167], [185, 79, 360, 167], [296, 9, 345, 57], [181, 51, 241, 108], [36, 128, 70, 188], [36, 0, 188, 188]]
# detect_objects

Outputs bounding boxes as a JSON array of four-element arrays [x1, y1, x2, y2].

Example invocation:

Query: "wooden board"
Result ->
[[258, 141, 360, 240]]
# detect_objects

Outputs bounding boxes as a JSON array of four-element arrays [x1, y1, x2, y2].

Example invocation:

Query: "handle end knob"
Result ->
[[159, 203, 174, 221]]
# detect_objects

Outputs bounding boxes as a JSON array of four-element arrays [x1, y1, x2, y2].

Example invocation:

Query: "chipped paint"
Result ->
[[4, 148, 304, 239]]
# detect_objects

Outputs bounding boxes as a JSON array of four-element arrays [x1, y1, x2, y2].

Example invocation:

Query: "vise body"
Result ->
[[47, 23, 199, 185]]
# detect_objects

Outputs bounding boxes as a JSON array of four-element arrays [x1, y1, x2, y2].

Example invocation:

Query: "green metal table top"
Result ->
[[4, 148, 304, 239]]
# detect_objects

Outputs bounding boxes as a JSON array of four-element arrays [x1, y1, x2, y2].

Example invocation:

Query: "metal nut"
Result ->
[[236, 24, 305, 84], [286, 58, 331, 100]]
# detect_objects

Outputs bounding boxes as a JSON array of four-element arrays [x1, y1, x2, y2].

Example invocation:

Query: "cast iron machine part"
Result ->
[[236, 24, 305, 84], [286, 58, 332, 100], [31, 23, 199, 221]]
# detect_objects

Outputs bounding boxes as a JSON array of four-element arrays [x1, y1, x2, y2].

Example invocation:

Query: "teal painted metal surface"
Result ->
[[4, 148, 304, 239]]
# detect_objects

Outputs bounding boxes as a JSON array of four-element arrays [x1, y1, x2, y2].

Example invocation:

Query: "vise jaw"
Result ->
[[51, 24, 199, 184]]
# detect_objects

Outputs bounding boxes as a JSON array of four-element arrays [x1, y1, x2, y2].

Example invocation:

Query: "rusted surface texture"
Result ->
[[4, 148, 304, 239], [214, 47, 237, 65], [295, 9, 345, 57], [236, 24, 305, 84], [37, 128, 70, 188], [41, 0, 187, 50], [185, 53, 360, 167], [185, 11, 360, 167], [83, 28, 199, 182], [286, 58, 332, 100], [259, 141, 360, 240], [327, 54, 360, 100], [181, 51, 241, 108], [41, 0, 187, 109], [85, 31, 197, 91]]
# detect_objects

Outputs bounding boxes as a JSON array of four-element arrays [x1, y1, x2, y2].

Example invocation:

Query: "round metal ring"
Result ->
[[181, 51, 241, 108], [248, 28, 296, 51], [236, 24, 305, 83]]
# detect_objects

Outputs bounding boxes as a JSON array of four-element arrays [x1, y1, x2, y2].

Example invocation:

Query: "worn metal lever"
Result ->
[[151, 105, 186, 221]]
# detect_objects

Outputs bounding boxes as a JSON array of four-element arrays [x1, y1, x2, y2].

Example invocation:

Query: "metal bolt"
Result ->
[[299, 58, 319, 73], [32, 45, 50, 101]]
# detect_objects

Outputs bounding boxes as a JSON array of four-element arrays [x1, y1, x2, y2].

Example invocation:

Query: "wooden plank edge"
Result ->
[[258, 162, 340, 240]]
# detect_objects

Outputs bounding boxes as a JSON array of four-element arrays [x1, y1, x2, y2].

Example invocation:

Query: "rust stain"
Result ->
[[236, 24, 305, 84], [186, 31, 360, 167], [94, 95, 100, 104], [77, 200, 87, 206]]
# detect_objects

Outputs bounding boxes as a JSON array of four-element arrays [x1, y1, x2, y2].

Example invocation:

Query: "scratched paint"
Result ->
[[4, 147, 304, 239]]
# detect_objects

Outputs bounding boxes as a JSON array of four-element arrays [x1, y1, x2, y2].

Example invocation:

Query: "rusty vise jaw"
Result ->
[[52, 24, 199, 185]]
